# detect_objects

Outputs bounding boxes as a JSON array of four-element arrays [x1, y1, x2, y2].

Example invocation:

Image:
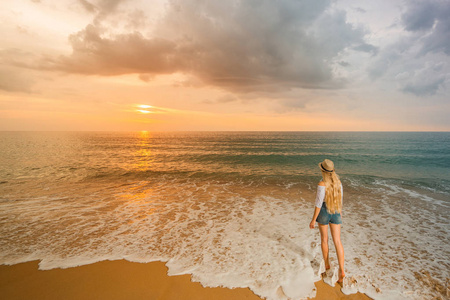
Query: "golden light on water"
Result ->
[[133, 130, 153, 172]]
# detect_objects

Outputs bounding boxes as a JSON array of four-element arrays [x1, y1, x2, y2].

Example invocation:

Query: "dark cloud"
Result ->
[[311, 10, 369, 58], [419, 17, 450, 56], [365, 0, 450, 97], [353, 43, 378, 55], [402, 0, 450, 55], [45, 0, 373, 93], [368, 35, 449, 96], [402, 77, 445, 96], [54, 24, 183, 75], [402, 1, 438, 31], [401, 63, 447, 96]]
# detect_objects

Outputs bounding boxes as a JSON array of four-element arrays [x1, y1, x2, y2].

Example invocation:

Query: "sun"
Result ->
[[137, 104, 153, 114]]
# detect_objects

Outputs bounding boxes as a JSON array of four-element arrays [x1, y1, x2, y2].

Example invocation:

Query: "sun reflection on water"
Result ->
[[133, 131, 154, 172], [118, 183, 157, 221]]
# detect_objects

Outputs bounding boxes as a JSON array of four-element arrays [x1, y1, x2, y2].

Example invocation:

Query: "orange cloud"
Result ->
[[27, 0, 373, 94]]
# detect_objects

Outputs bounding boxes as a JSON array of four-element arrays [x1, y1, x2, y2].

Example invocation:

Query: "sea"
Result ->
[[0, 131, 449, 299]]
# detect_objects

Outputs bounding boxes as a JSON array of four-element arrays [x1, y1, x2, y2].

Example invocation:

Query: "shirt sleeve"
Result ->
[[315, 185, 325, 208]]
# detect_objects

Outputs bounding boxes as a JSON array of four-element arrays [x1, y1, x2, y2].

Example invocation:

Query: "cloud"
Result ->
[[91, 0, 124, 24], [394, 71, 410, 80], [401, 63, 447, 96], [352, 43, 378, 55], [203, 94, 239, 104], [368, 0, 450, 97], [138, 74, 154, 82], [77, 0, 97, 13], [368, 37, 449, 96], [354, 7, 366, 14], [402, 1, 438, 32], [402, 77, 445, 96], [367, 42, 403, 79], [42, 0, 373, 93], [338, 61, 350, 67], [365, 0, 450, 97], [0, 66, 34, 93], [0, 48, 40, 92], [53, 25, 183, 75], [402, 0, 450, 55]]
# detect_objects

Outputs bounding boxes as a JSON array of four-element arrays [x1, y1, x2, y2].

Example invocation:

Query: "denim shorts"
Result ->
[[316, 203, 342, 225]]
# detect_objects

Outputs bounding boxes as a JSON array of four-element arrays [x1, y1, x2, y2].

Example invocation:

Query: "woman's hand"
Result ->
[[310, 207, 320, 229]]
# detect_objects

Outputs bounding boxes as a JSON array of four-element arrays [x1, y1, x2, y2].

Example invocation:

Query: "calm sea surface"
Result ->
[[0, 132, 449, 299]]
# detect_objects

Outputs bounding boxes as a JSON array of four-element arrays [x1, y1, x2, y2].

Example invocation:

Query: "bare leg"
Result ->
[[318, 224, 330, 270], [330, 223, 345, 282]]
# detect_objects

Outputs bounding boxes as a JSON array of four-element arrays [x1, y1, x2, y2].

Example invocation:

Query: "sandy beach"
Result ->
[[0, 260, 370, 300]]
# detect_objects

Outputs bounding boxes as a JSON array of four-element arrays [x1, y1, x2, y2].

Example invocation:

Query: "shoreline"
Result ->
[[0, 260, 371, 300]]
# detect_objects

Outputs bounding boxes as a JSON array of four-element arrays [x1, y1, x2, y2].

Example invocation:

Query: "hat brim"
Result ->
[[318, 162, 334, 172]]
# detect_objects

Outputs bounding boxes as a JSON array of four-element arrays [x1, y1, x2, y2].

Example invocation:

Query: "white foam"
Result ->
[[316, 259, 326, 280], [280, 267, 316, 299], [372, 179, 450, 208], [323, 267, 337, 287], [0, 178, 448, 300], [341, 276, 358, 295]]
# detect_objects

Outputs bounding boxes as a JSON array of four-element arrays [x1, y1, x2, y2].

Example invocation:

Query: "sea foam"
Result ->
[[1, 176, 448, 299]]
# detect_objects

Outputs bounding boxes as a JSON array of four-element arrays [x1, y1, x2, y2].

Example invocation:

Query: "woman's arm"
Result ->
[[310, 183, 325, 229], [309, 207, 321, 229]]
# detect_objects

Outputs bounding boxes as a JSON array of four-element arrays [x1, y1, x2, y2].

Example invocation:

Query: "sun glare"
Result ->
[[136, 104, 153, 114], [133, 104, 171, 116]]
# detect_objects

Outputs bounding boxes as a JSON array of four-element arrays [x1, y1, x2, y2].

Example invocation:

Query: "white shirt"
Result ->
[[315, 183, 343, 208]]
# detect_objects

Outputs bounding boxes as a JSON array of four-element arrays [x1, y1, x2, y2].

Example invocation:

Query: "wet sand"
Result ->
[[0, 260, 371, 300]]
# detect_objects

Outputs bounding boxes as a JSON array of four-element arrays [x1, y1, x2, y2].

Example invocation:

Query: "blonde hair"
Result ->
[[321, 170, 342, 214]]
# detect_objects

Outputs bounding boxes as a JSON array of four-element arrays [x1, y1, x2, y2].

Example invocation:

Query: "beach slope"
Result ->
[[0, 260, 370, 300]]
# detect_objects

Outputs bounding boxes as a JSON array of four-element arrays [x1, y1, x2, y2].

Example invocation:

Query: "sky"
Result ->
[[0, 0, 449, 131]]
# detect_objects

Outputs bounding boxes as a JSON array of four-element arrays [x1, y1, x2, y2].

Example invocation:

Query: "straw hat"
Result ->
[[319, 159, 335, 173]]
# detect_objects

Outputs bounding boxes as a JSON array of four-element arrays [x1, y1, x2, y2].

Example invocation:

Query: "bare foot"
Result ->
[[337, 269, 345, 283]]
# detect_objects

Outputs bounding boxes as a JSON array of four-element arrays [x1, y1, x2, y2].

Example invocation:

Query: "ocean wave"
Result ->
[[1, 131, 449, 299], [1, 177, 448, 299]]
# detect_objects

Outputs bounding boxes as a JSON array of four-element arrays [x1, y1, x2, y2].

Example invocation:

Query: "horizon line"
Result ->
[[1, 130, 449, 133]]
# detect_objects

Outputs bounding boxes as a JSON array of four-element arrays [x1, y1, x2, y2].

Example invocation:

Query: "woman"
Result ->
[[309, 159, 345, 283]]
